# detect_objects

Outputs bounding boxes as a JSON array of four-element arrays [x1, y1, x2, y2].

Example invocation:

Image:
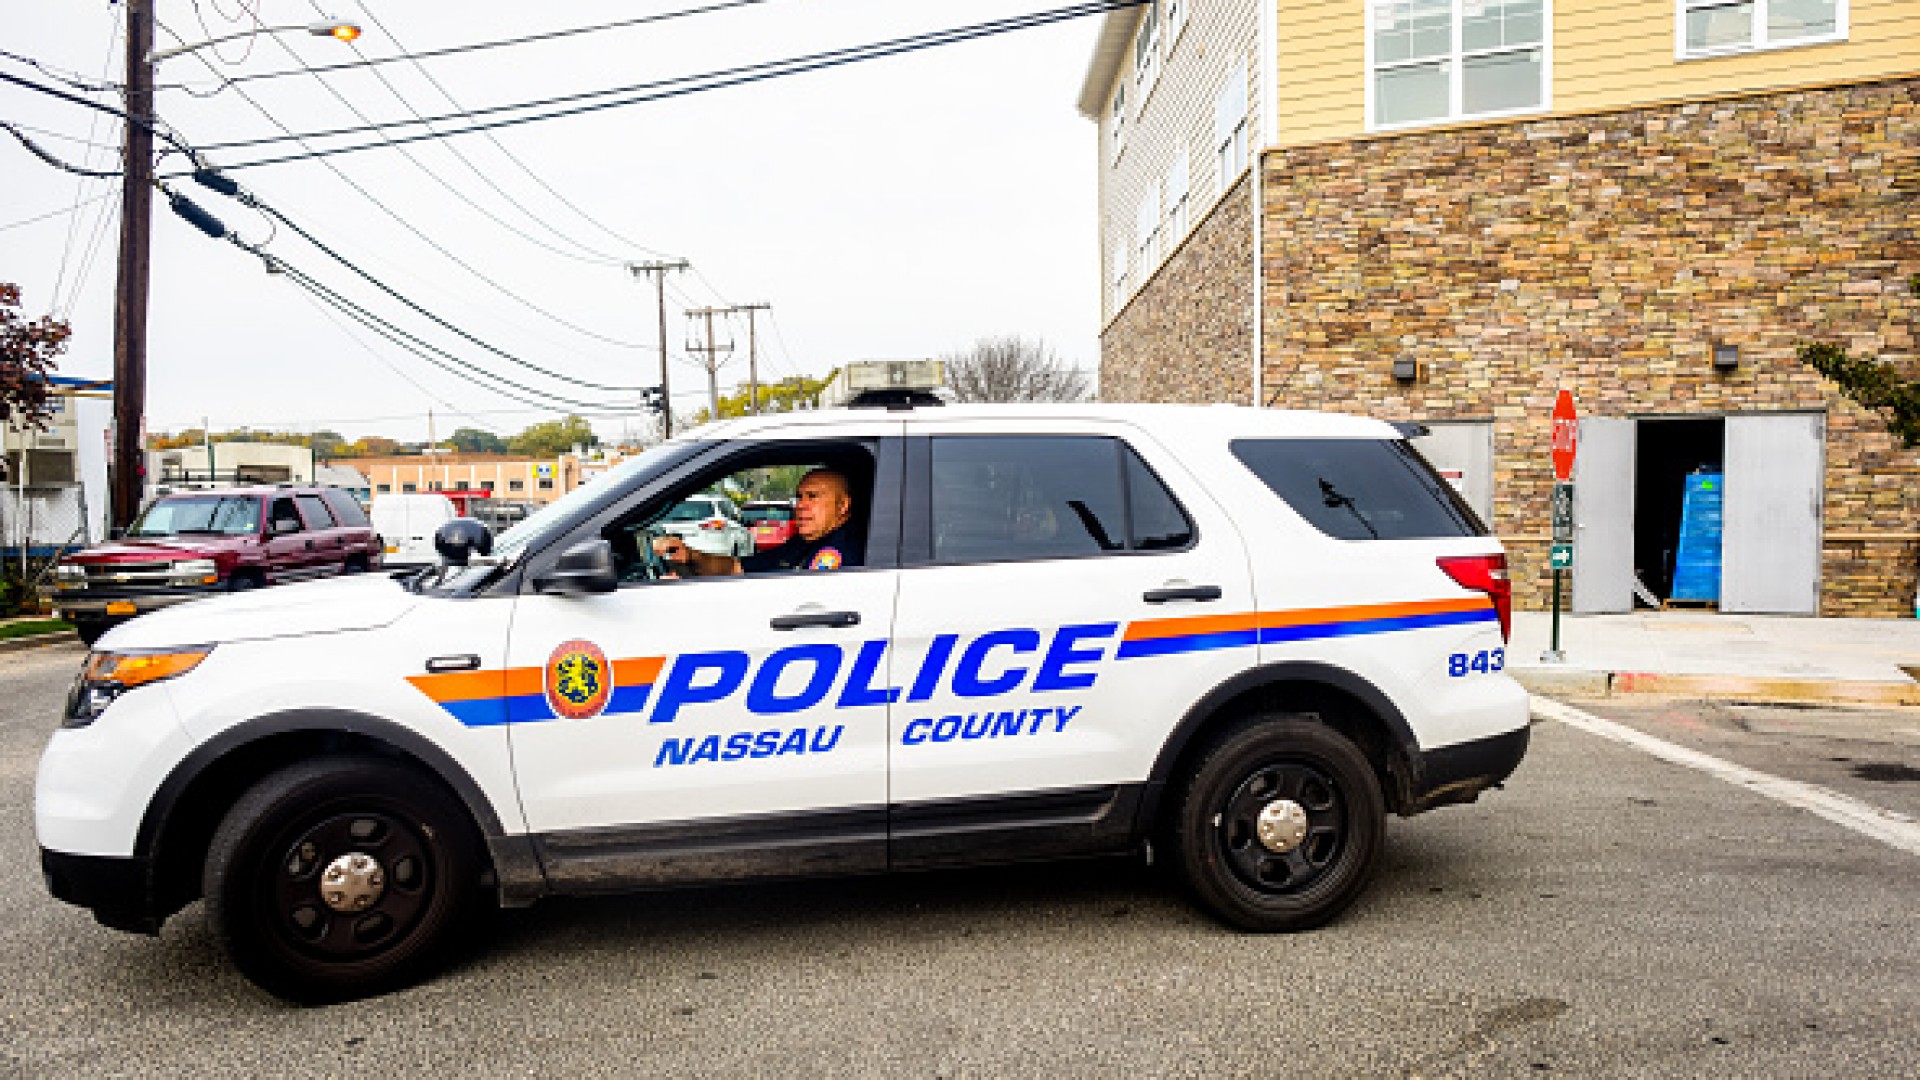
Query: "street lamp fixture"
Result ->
[[148, 20, 362, 64]]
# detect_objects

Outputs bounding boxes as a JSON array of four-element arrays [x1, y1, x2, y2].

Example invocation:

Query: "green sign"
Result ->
[[1549, 543, 1574, 570]]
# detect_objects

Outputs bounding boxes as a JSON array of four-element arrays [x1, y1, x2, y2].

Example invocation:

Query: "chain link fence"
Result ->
[[2, 484, 92, 604]]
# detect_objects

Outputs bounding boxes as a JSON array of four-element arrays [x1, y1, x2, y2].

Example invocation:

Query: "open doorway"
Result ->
[[1632, 417, 1723, 602]]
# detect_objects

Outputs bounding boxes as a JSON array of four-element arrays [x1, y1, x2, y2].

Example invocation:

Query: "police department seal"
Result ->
[[545, 638, 614, 719]]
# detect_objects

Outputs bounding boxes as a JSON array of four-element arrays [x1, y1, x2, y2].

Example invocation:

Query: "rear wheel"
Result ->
[[227, 571, 262, 592], [1171, 715, 1384, 932], [203, 756, 485, 1004]]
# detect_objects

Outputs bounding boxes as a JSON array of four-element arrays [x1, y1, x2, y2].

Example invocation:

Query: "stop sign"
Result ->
[[1551, 390, 1578, 481]]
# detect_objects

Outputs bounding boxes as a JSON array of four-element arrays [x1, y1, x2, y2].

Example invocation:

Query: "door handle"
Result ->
[[1143, 585, 1223, 604], [769, 610, 861, 630], [425, 653, 481, 672]]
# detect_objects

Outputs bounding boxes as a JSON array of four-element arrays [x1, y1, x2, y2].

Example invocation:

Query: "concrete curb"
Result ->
[[1513, 668, 1920, 707], [0, 630, 79, 654]]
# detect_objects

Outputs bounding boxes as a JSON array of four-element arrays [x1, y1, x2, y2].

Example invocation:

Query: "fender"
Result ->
[[1134, 661, 1423, 831], [135, 709, 546, 908]]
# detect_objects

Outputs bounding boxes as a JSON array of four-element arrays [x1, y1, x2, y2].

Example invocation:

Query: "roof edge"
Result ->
[[1075, 7, 1145, 119]]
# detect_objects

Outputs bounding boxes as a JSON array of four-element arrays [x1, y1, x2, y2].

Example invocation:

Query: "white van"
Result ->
[[369, 493, 458, 570]]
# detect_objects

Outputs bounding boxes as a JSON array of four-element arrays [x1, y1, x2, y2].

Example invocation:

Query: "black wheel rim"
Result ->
[[1215, 760, 1348, 896], [262, 808, 437, 964]]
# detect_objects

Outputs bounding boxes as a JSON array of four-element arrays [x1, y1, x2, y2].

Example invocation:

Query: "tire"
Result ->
[[228, 572, 261, 592], [1170, 714, 1385, 933], [203, 756, 485, 1004]]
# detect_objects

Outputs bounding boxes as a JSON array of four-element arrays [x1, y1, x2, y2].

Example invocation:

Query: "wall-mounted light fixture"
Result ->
[[1391, 357, 1419, 383], [1712, 343, 1740, 372]]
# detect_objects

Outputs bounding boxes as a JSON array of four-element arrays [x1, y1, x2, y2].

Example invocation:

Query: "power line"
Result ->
[[184, 1, 1146, 170], [162, 0, 782, 91], [147, 18, 661, 354], [1, 121, 122, 178], [342, 0, 677, 262], [0, 190, 115, 233]]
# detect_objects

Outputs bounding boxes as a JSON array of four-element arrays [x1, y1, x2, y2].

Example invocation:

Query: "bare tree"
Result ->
[[942, 336, 1092, 403]]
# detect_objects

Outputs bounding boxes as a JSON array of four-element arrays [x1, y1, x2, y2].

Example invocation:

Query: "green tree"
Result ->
[[309, 430, 348, 459], [508, 415, 598, 457], [689, 374, 834, 427], [1801, 342, 1920, 448], [445, 426, 507, 454], [0, 283, 70, 431]]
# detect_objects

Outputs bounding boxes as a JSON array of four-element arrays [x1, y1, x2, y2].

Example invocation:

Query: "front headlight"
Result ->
[[168, 558, 219, 585], [55, 563, 86, 589], [64, 646, 214, 728]]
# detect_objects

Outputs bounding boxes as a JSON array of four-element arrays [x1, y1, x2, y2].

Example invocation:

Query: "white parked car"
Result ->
[[652, 494, 754, 556], [370, 493, 458, 570], [37, 404, 1528, 1003]]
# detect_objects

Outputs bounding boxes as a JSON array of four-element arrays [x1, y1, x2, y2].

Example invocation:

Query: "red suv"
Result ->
[[47, 486, 381, 644]]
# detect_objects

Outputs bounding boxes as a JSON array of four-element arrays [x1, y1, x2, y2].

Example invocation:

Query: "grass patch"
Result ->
[[0, 619, 73, 641]]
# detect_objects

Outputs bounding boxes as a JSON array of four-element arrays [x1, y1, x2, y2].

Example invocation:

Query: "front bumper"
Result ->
[[41, 849, 161, 934], [46, 585, 224, 621]]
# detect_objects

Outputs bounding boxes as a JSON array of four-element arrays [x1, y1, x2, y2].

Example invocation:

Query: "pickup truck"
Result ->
[[47, 485, 381, 644]]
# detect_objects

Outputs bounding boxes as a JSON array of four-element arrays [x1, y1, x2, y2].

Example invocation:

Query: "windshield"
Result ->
[[423, 441, 709, 592], [128, 495, 261, 537]]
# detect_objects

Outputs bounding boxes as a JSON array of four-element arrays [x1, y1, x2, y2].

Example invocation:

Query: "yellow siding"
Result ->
[[1274, 0, 1920, 147]]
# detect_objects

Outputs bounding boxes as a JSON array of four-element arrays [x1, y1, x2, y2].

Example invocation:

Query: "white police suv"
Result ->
[[38, 404, 1529, 1002]]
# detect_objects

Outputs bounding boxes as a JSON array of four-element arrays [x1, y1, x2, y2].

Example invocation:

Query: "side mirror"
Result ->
[[433, 517, 495, 567], [534, 539, 618, 595]]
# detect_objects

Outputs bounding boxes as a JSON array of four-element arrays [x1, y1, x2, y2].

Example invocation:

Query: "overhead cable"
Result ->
[[186, 1, 1147, 170]]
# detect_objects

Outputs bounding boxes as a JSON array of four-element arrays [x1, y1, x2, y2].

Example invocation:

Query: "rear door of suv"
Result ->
[[886, 418, 1256, 864]]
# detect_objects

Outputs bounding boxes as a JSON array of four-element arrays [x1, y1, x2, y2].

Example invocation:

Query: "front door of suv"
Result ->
[[887, 424, 1256, 864], [504, 429, 905, 885]]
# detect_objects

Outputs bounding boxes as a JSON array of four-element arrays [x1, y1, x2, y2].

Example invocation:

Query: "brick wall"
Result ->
[[1107, 76, 1920, 615], [1100, 173, 1256, 405]]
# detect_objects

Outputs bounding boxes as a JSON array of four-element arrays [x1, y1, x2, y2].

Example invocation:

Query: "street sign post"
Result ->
[[1545, 390, 1578, 662]]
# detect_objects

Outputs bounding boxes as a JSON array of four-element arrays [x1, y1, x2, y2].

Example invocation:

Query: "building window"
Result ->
[[480, 480, 495, 492], [1679, 0, 1842, 56], [1370, 0, 1548, 130], [1111, 243, 1130, 308], [376, 484, 391, 494], [1166, 0, 1190, 42], [1135, 182, 1161, 273], [1167, 150, 1190, 241], [1133, 1, 1161, 94], [402, 483, 417, 493], [537, 478, 555, 491], [509, 479, 525, 492], [1214, 62, 1249, 188], [428, 480, 443, 491], [1110, 83, 1127, 164]]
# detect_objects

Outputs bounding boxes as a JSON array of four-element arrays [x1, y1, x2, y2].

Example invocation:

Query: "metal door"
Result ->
[[1722, 413, 1824, 614], [1572, 417, 1636, 613]]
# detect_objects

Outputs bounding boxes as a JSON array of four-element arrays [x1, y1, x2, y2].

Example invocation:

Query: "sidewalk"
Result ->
[[1508, 610, 1920, 706]]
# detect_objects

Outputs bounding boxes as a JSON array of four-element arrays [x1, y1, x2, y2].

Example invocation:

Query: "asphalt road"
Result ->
[[2, 639, 1916, 1077]]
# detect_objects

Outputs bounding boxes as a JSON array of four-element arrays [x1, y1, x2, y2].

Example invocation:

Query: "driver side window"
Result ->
[[601, 444, 879, 585]]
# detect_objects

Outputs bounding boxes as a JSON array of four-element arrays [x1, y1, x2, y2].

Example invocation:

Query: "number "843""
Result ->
[[1447, 649, 1505, 677]]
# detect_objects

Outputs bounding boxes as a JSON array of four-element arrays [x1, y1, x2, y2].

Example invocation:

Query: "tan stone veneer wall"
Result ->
[[1250, 76, 1920, 615], [1100, 173, 1256, 405]]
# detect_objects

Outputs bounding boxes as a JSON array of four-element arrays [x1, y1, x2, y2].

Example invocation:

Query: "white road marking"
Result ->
[[1531, 696, 1920, 857]]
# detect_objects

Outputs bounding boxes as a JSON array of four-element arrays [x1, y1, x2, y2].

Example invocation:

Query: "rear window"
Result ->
[[1230, 438, 1488, 540], [661, 499, 727, 523], [745, 506, 793, 523], [321, 488, 370, 528]]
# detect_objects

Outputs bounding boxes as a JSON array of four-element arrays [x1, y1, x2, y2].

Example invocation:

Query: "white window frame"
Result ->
[[1111, 242, 1130, 309], [1674, 0, 1847, 59], [1214, 62, 1250, 192], [1365, 0, 1553, 133], [1166, 149, 1191, 243], [1133, 1, 1162, 96], [1166, 0, 1191, 44], [1136, 181, 1162, 272], [1109, 83, 1127, 165]]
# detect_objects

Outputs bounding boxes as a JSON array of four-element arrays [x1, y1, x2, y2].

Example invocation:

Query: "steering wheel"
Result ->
[[615, 525, 671, 583]]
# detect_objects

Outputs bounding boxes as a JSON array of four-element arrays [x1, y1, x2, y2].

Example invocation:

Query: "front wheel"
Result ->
[[203, 757, 486, 1004], [1171, 715, 1385, 933]]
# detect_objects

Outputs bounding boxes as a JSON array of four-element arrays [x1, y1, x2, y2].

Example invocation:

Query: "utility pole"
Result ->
[[684, 307, 734, 420], [733, 303, 771, 414], [111, 0, 155, 529], [626, 260, 688, 438]]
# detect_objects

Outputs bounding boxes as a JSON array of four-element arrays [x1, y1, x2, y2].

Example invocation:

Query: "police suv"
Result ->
[[38, 404, 1529, 1002]]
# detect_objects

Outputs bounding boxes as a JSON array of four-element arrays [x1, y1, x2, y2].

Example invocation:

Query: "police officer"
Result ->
[[652, 468, 861, 577]]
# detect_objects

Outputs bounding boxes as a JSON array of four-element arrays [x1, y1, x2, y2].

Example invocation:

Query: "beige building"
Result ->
[[1084, 0, 1920, 616], [358, 447, 651, 508]]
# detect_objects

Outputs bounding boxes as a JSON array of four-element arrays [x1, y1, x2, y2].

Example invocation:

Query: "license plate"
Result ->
[[106, 601, 137, 615]]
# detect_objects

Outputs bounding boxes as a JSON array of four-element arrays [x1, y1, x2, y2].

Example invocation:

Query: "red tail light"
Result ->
[[1437, 553, 1511, 642], [699, 518, 726, 530]]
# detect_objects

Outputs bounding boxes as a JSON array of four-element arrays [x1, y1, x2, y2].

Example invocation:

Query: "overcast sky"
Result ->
[[3, 0, 1104, 445]]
